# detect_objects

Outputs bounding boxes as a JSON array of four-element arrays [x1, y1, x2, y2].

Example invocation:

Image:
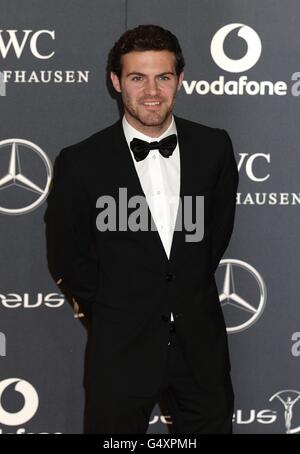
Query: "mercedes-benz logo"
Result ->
[[217, 259, 267, 333], [0, 139, 52, 214]]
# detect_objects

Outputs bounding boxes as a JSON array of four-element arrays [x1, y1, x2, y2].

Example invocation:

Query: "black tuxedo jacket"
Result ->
[[44, 115, 239, 397]]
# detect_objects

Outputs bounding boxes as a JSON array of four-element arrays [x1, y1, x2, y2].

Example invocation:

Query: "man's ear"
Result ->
[[177, 72, 184, 91], [110, 72, 122, 93]]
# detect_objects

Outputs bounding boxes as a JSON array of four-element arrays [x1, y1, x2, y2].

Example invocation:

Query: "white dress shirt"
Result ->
[[122, 114, 180, 322]]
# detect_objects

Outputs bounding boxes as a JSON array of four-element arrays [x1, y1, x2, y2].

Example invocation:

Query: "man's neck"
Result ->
[[124, 112, 173, 138]]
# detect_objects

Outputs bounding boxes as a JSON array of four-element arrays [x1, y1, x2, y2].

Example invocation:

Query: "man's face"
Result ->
[[110, 50, 183, 131]]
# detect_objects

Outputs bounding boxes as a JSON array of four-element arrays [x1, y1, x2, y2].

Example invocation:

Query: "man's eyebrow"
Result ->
[[126, 71, 175, 78]]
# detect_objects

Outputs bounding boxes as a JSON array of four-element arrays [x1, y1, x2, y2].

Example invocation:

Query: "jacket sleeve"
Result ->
[[44, 148, 98, 318], [211, 130, 239, 275]]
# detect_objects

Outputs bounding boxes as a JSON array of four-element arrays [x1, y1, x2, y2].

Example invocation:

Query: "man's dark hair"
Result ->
[[107, 24, 185, 79]]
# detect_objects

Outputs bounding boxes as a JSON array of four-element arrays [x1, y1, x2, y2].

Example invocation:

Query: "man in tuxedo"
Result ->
[[45, 24, 239, 434]]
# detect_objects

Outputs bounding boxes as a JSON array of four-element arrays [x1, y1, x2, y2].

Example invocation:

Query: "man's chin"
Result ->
[[137, 112, 169, 127]]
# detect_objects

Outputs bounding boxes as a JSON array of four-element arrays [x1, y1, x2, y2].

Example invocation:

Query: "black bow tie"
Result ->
[[130, 134, 177, 162]]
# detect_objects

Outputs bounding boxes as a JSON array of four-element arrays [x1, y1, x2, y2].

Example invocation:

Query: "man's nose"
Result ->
[[144, 79, 160, 96]]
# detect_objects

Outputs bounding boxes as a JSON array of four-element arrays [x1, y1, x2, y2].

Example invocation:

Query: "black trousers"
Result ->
[[85, 323, 234, 434]]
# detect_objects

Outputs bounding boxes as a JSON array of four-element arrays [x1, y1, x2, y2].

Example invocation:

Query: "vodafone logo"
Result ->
[[0, 379, 39, 426], [210, 23, 262, 73], [183, 23, 290, 96]]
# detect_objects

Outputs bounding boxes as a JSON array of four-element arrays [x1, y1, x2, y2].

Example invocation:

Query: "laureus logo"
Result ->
[[210, 23, 262, 73], [270, 390, 300, 434]]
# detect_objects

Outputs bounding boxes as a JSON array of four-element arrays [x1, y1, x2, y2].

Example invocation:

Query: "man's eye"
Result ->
[[131, 76, 170, 81]]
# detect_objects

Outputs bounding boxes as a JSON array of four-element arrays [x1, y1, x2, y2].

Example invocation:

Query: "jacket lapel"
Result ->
[[168, 115, 195, 266]]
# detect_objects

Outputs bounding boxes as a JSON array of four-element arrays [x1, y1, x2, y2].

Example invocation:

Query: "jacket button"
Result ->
[[166, 273, 175, 282], [161, 314, 169, 322], [175, 312, 183, 319]]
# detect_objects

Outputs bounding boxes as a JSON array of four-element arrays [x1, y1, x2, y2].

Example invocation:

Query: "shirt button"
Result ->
[[152, 155, 156, 160], [157, 190, 161, 195]]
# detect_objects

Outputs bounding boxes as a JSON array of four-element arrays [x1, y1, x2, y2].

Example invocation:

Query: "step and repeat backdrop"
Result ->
[[0, 0, 299, 434]]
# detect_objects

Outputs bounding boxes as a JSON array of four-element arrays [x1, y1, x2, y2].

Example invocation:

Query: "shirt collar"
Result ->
[[122, 114, 177, 147]]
